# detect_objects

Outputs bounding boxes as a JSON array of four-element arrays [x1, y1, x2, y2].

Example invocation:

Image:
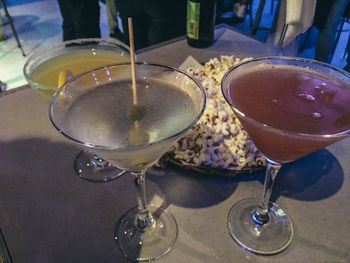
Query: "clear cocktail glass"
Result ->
[[23, 38, 130, 182], [49, 62, 206, 261], [221, 56, 350, 254]]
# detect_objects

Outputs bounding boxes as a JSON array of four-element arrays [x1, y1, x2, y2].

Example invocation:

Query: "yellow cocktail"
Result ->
[[24, 38, 130, 97]]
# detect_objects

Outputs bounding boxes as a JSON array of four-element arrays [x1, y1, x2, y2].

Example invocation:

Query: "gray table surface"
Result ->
[[0, 26, 349, 263]]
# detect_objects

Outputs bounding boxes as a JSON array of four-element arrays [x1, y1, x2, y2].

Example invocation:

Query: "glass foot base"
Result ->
[[227, 198, 293, 255], [115, 205, 178, 262], [74, 150, 125, 183]]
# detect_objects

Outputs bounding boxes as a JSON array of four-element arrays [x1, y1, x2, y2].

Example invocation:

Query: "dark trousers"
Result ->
[[314, 0, 349, 63], [57, 0, 101, 41], [117, 0, 187, 49]]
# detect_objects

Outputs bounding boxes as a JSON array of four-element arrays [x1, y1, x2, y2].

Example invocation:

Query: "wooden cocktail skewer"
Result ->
[[128, 17, 138, 107], [127, 17, 148, 145], [127, 17, 145, 122]]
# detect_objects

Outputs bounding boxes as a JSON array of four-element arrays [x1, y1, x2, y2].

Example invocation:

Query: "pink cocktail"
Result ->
[[221, 57, 350, 254]]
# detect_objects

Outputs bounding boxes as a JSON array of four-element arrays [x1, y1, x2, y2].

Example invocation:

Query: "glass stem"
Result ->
[[132, 170, 155, 230], [251, 159, 281, 225]]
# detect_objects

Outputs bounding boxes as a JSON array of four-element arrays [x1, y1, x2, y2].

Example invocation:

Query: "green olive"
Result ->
[[127, 105, 146, 121]]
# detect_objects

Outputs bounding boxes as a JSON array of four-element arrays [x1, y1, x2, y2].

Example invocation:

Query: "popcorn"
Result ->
[[171, 55, 266, 170]]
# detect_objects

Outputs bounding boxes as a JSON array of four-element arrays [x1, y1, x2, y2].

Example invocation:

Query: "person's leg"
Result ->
[[0, 25, 6, 41], [57, 0, 76, 41], [106, 0, 126, 41], [0, 10, 6, 41], [131, 14, 149, 49], [106, 0, 118, 34], [117, 0, 148, 49], [344, 37, 350, 72], [146, 0, 186, 46], [315, 0, 349, 63], [74, 0, 101, 39]]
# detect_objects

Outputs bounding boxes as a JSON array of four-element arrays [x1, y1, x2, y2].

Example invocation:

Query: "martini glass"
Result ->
[[221, 56, 350, 254], [23, 38, 130, 182], [49, 62, 206, 261]]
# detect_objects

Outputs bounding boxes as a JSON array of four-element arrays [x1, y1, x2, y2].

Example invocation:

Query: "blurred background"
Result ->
[[0, 0, 348, 91]]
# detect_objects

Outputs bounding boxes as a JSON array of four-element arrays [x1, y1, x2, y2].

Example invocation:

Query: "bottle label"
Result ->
[[187, 1, 200, 39]]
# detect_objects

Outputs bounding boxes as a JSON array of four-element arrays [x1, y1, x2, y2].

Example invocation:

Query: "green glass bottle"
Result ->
[[186, 0, 217, 48]]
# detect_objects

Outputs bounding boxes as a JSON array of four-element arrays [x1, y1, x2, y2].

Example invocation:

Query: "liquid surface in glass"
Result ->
[[29, 49, 129, 96], [228, 64, 350, 162], [57, 78, 197, 170], [63, 79, 196, 148]]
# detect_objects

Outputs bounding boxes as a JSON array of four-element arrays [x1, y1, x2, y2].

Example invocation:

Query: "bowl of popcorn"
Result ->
[[164, 55, 266, 175]]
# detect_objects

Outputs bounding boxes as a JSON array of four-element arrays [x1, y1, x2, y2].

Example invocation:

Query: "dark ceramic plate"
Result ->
[[159, 153, 265, 176]]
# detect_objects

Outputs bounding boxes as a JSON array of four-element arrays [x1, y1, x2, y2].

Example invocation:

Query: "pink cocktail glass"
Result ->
[[221, 56, 350, 254]]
